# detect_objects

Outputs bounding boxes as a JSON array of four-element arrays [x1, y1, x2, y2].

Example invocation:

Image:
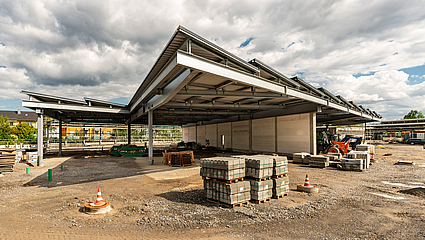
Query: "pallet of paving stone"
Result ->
[[254, 155, 288, 176], [249, 178, 273, 202], [205, 180, 251, 205], [200, 168, 245, 181], [337, 164, 365, 172], [202, 176, 244, 184], [244, 156, 273, 179], [272, 173, 288, 179], [272, 176, 289, 198], [246, 176, 271, 182]]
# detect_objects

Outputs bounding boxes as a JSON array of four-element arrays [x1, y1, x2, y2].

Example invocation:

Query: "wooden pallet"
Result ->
[[202, 177, 244, 184], [246, 176, 271, 182], [272, 193, 288, 199], [250, 197, 271, 204], [206, 198, 249, 208], [272, 173, 288, 179]]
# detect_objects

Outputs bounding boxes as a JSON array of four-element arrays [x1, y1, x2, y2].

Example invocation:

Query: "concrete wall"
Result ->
[[277, 113, 312, 153], [232, 120, 250, 151], [218, 122, 232, 149], [196, 125, 206, 145], [252, 117, 275, 152], [205, 124, 218, 147], [182, 112, 316, 154]]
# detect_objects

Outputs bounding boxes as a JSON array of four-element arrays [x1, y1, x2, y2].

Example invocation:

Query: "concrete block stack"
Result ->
[[204, 180, 251, 205], [200, 157, 250, 206], [200, 157, 245, 180], [308, 155, 330, 168], [273, 175, 289, 198], [340, 158, 363, 170], [249, 179, 273, 201], [356, 144, 376, 162], [293, 152, 310, 164], [245, 156, 273, 179], [324, 153, 342, 161], [252, 155, 288, 176], [346, 151, 370, 169]]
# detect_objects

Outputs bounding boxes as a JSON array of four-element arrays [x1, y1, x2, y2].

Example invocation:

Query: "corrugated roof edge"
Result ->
[[248, 59, 300, 88], [83, 97, 127, 108], [21, 90, 87, 105]]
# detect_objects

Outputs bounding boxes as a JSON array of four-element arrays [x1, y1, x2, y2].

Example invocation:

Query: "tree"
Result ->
[[403, 110, 425, 119], [12, 122, 37, 140], [0, 115, 12, 139]]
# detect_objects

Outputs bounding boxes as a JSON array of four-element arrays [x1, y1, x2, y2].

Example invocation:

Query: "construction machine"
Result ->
[[317, 132, 363, 155]]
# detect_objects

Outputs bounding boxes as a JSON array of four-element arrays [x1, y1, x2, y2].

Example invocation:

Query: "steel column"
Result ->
[[58, 120, 62, 156], [36, 109, 44, 166], [148, 110, 153, 165], [127, 124, 131, 144]]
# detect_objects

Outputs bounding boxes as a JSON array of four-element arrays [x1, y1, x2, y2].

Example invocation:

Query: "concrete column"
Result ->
[[249, 119, 252, 153], [36, 109, 44, 167], [58, 120, 62, 157], [148, 110, 153, 165], [310, 112, 317, 155], [127, 124, 131, 144]]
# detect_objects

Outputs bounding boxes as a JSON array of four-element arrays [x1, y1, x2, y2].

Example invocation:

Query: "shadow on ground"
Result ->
[[156, 189, 217, 207], [22, 149, 205, 188]]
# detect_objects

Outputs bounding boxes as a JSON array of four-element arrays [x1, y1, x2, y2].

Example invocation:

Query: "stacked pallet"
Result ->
[[356, 144, 376, 163], [204, 180, 251, 205], [200, 157, 245, 180], [0, 154, 17, 172], [340, 158, 364, 171], [249, 179, 273, 202], [346, 151, 370, 169], [308, 155, 330, 168], [200, 157, 249, 207], [273, 175, 289, 199], [164, 151, 194, 166], [324, 153, 342, 161], [293, 152, 310, 164], [244, 156, 273, 203]]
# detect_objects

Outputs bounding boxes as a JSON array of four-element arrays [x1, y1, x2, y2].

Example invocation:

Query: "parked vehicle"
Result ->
[[406, 138, 425, 145]]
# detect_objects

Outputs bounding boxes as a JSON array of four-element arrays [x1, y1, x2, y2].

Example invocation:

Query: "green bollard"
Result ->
[[61, 165, 63, 170], [48, 169, 52, 182], [37, 155, 40, 167], [26, 167, 29, 174]]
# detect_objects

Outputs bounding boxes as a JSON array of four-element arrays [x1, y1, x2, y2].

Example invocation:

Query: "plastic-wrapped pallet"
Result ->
[[356, 144, 375, 154], [293, 152, 310, 164], [347, 151, 370, 169], [308, 155, 330, 168], [204, 179, 251, 204], [324, 153, 342, 161], [245, 156, 273, 179], [200, 157, 245, 180], [249, 179, 273, 201], [341, 158, 363, 170], [273, 175, 289, 197]]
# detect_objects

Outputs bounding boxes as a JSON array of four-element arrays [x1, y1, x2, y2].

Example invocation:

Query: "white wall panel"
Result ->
[[188, 126, 196, 142], [232, 120, 249, 150], [218, 122, 232, 149], [196, 125, 206, 145], [277, 113, 311, 153], [205, 124, 217, 147], [252, 117, 275, 152]]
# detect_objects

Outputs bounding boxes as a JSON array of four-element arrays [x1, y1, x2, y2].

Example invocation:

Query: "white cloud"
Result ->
[[0, 0, 424, 120]]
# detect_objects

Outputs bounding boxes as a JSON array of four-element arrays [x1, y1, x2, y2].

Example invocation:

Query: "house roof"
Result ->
[[0, 110, 37, 121]]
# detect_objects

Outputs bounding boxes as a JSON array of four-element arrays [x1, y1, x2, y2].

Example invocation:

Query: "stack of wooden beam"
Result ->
[[0, 154, 17, 172]]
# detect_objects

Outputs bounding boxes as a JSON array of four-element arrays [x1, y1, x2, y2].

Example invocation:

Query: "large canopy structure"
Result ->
[[22, 26, 381, 163]]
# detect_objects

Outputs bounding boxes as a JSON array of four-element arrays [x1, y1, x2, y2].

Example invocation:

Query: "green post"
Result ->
[[37, 155, 40, 167], [61, 165, 63, 170], [48, 169, 52, 182], [26, 167, 29, 174]]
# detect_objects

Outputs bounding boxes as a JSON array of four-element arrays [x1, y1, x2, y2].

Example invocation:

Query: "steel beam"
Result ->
[[177, 89, 292, 98], [163, 102, 283, 110], [22, 101, 130, 114], [58, 120, 62, 157]]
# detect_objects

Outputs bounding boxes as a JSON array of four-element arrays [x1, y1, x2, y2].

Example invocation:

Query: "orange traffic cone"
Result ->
[[303, 174, 311, 187], [93, 188, 105, 206]]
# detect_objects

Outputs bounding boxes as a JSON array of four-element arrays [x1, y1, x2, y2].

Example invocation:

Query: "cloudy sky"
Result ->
[[1, 0, 424, 120]]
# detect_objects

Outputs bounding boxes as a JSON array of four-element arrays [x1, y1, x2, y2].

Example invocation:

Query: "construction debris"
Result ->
[[0, 154, 18, 172]]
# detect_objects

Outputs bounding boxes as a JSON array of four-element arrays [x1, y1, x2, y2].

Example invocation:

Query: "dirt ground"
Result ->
[[1, 143, 425, 239]]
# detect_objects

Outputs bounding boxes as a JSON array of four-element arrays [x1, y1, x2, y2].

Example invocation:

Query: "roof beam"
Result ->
[[164, 102, 284, 110], [177, 89, 292, 99], [22, 101, 130, 114]]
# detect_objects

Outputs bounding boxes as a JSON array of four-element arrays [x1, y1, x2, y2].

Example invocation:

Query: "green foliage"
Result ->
[[12, 122, 37, 140], [0, 115, 12, 139], [403, 110, 425, 119]]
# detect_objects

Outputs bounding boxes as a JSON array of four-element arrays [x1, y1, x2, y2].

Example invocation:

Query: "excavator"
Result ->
[[317, 131, 363, 155]]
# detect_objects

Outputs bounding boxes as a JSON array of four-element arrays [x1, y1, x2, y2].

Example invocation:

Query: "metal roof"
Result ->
[[22, 26, 381, 126]]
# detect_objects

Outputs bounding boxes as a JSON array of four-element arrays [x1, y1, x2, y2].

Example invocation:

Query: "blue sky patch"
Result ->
[[400, 64, 425, 85], [239, 37, 255, 48], [0, 66, 6, 68], [393, 52, 398, 55], [108, 97, 129, 105], [353, 72, 375, 78], [0, 99, 25, 111], [0, 43, 4, 46]]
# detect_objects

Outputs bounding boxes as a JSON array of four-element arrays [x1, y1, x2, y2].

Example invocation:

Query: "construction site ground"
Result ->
[[1, 143, 425, 239]]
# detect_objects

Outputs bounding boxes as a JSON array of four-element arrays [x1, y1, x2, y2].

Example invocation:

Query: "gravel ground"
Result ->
[[0, 143, 425, 239]]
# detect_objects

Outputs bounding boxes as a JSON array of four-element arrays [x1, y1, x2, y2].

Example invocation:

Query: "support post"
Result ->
[[36, 109, 44, 167], [58, 120, 62, 157], [148, 110, 154, 165], [127, 124, 131, 144]]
